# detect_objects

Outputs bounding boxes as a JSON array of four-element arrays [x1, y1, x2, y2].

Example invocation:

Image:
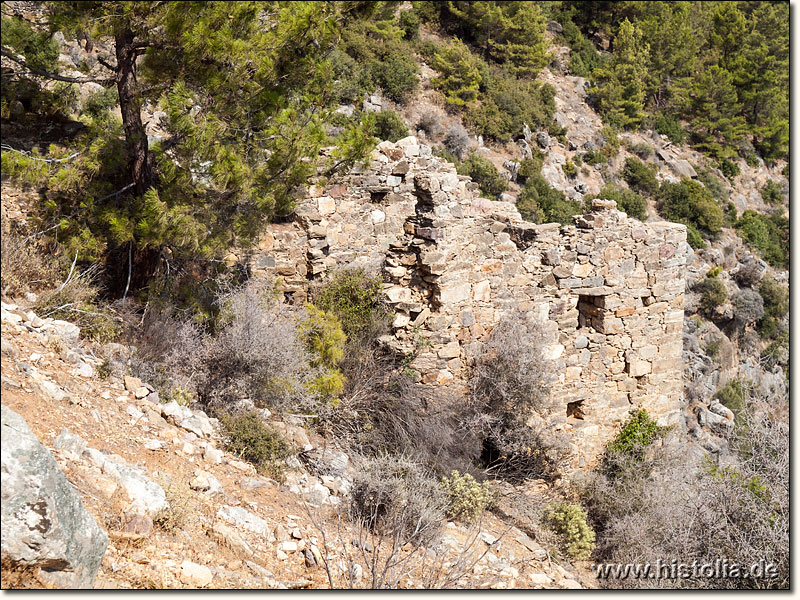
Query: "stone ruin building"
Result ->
[[238, 136, 689, 466]]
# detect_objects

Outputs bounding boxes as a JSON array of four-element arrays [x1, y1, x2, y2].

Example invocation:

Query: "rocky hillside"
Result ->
[[0, 0, 789, 590], [1, 302, 588, 589]]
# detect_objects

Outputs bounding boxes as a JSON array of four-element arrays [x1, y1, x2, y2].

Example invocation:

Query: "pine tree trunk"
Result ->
[[115, 28, 154, 197]]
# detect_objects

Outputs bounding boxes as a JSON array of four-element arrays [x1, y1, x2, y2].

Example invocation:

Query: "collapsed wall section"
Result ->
[[247, 137, 689, 465]]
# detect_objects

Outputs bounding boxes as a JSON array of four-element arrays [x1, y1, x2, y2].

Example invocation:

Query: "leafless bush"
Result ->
[[580, 386, 788, 589], [443, 123, 471, 161], [0, 228, 58, 296], [468, 313, 565, 481], [733, 260, 765, 288], [322, 342, 479, 473], [123, 303, 206, 397], [200, 279, 316, 414], [471, 313, 555, 416], [305, 463, 506, 589], [416, 110, 444, 140], [350, 455, 446, 550]]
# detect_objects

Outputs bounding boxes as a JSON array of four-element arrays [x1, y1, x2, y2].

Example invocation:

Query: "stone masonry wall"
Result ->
[[245, 136, 690, 466]]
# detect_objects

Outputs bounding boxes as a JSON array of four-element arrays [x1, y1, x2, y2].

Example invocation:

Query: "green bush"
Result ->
[[372, 110, 409, 142], [593, 183, 647, 221], [653, 113, 686, 144], [83, 87, 119, 117], [518, 173, 581, 225], [717, 157, 740, 180], [735, 211, 788, 269], [431, 39, 482, 108], [545, 503, 596, 560], [657, 178, 724, 248], [714, 379, 747, 417], [760, 180, 784, 206], [398, 9, 420, 39], [379, 51, 420, 104], [162, 386, 194, 407], [599, 126, 621, 159], [607, 409, 668, 459], [516, 153, 545, 183], [562, 160, 577, 179], [440, 471, 494, 522], [757, 275, 788, 339], [457, 153, 508, 198], [299, 304, 347, 404], [313, 268, 390, 342], [693, 164, 729, 205], [339, 28, 419, 104], [466, 67, 556, 142], [622, 157, 659, 196], [582, 149, 606, 165], [219, 412, 292, 480], [628, 142, 653, 159], [695, 273, 728, 315], [760, 330, 788, 377], [559, 20, 603, 78], [1, 148, 52, 188], [704, 337, 721, 360]]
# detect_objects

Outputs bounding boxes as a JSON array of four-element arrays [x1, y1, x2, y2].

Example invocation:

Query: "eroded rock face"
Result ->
[[1, 405, 107, 588]]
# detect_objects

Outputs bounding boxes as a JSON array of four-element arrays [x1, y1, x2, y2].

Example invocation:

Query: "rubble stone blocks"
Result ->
[[245, 137, 689, 466]]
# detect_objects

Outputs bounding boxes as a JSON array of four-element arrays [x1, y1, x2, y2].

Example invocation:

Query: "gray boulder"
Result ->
[[1, 405, 107, 588]]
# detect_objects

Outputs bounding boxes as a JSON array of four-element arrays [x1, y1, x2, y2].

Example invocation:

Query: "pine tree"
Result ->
[[431, 39, 482, 107], [488, 2, 550, 79], [735, 2, 789, 159], [675, 65, 747, 159], [637, 1, 697, 109], [590, 19, 649, 129], [1, 2, 374, 291]]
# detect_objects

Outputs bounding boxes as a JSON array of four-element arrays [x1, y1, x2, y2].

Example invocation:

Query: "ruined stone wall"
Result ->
[[245, 136, 689, 465]]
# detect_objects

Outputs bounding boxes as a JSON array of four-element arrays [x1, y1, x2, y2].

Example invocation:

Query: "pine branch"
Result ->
[[0, 46, 116, 84]]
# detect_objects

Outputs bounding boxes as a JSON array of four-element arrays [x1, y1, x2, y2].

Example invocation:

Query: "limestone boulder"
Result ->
[[1, 405, 108, 588]]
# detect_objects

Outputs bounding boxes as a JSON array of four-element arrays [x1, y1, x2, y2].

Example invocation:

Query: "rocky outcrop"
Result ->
[[1, 405, 107, 588]]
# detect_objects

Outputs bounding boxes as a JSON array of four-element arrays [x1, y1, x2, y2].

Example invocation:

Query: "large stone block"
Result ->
[[2, 406, 108, 588]]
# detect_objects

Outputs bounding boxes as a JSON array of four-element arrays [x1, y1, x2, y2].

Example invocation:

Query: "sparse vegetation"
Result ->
[[440, 471, 494, 522], [545, 503, 596, 560], [218, 412, 292, 481], [0, 229, 58, 297]]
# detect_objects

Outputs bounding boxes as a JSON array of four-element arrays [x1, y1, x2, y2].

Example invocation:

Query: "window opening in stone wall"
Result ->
[[577, 295, 601, 331], [370, 189, 389, 203], [567, 399, 585, 420]]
